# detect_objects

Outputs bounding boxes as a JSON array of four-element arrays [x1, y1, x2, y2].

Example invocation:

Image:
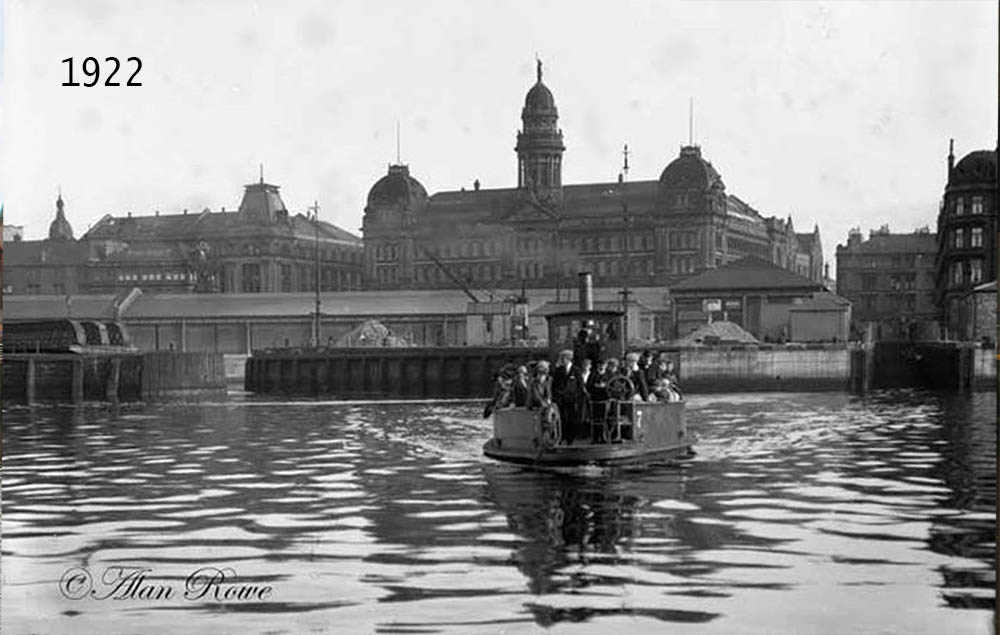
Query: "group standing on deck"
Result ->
[[485, 343, 683, 446]]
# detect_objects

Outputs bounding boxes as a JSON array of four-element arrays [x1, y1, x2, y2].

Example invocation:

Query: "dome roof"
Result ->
[[524, 82, 556, 112], [950, 150, 997, 186], [522, 59, 557, 114], [48, 195, 75, 241], [366, 164, 428, 211], [659, 145, 724, 191]]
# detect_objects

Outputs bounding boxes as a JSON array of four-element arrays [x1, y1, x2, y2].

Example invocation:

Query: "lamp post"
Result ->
[[309, 200, 321, 347], [618, 144, 631, 345]]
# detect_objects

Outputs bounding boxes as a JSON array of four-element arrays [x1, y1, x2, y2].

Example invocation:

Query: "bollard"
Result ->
[[25, 357, 37, 405], [71, 358, 84, 404], [106, 357, 121, 404]]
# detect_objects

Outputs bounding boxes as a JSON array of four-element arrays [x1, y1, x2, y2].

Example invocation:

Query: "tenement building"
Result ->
[[3, 179, 364, 296], [362, 61, 823, 292], [835, 225, 938, 339], [934, 141, 998, 337]]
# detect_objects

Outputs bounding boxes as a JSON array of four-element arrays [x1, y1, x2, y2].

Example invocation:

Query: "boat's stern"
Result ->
[[632, 401, 691, 450]]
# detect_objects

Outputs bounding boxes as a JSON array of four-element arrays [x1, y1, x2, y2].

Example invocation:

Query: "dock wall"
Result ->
[[245, 345, 854, 398], [2, 352, 227, 405]]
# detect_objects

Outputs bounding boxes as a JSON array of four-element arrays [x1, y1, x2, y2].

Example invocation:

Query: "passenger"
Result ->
[[512, 365, 530, 407], [578, 358, 593, 387], [651, 377, 681, 402], [483, 373, 513, 418], [587, 359, 611, 440], [663, 360, 681, 395], [638, 350, 654, 377], [528, 361, 553, 409], [645, 353, 663, 386], [605, 357, 621, 377], [573, 329, 590, 367], [574, 358, 593, 440], [553, 350, 580, 444], [624, 352, 651, 402], [585, 330, 604, 365]]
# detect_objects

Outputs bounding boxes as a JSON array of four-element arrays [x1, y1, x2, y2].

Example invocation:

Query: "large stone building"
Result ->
[[362, 61, 824, 295], [935, 141, 997, 337], [835, 225, 938, 339], [3, 179, 364, 296]]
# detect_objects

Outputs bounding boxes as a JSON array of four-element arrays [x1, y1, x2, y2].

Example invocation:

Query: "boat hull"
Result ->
[[483, 437, 693, 467], [484, 401, 694, 468]]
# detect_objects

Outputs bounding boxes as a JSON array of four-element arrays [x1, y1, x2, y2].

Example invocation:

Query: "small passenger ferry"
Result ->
[[483, 274, 695, 468]]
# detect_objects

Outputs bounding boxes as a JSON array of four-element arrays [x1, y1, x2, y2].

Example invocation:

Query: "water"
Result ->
[[2, 391, 995, 634]]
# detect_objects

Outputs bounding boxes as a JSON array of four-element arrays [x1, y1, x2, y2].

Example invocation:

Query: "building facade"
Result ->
[[362, 62, 824, 295], [669, 256, 830, 341], [4, 181, 364, 296], [935, 141, 998, 337], [835, 226, 938, 339]]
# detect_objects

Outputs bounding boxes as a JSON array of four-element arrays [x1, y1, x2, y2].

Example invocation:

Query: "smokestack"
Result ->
[[578, 271, 593, 312]]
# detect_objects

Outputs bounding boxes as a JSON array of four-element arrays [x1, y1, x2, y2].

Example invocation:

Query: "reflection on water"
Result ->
[[2, 391, 995, 634]]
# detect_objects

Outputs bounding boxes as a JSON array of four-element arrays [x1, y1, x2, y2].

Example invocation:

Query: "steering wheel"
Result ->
[[606, 375, 634, 401]]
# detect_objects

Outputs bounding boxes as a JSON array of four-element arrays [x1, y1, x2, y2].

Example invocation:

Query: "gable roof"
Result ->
[[671, 256, 823, 292], [789, 292, 852, 312]]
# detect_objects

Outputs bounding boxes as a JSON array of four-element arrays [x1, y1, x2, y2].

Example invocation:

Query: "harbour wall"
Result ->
[[245, 345, 856, 398], [2, 352, 227, 405]]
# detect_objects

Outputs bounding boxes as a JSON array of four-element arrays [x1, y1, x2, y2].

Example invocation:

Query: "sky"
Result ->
[[1, 0, 998, 266]]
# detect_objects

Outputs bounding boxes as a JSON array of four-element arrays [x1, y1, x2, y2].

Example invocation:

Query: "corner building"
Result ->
[[362, 62, 823, 293], [934, 141, 998, 337]]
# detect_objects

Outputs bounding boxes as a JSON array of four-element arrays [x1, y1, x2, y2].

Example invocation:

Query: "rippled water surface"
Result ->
[[2, 391, 995, 634]]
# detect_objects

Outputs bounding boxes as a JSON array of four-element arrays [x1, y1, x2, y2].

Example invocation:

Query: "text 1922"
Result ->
[[62, 57, 142, 87]]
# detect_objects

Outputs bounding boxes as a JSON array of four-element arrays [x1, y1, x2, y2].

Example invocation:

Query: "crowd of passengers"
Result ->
[[487, 345, 683, 445]]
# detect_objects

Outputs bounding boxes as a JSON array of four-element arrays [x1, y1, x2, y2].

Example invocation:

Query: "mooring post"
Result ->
[[106, 357, 121, 404], [71, 357, 84, 404], [25, 357, 37, 405]]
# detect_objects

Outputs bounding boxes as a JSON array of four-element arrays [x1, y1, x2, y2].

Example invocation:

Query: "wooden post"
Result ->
[[106, 357, 121, 403], [71, 358, 84, 404], [25, 357, 37, 405]]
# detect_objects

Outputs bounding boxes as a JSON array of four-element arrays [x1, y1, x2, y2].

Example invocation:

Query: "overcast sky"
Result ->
[[2, 0, 997, 265]]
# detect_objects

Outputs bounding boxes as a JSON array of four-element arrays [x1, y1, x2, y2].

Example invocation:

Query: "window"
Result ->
[[861, 273, 877, 291], [241, 263, 262, 293], [970, 259, 983, 284], [971, 227, 983, 247], [951, 261, 963, 285], [972, 196, 983, 215], [904, 295, 916, 312], [955, 197, 964, 215], [53, 283, 65, 294], [953, 228, 965, 248], [280, 264, 292, 292]]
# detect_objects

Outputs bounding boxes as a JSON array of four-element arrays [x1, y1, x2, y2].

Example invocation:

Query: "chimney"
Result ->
[[947, 138, 955, 181], [474, 179, 480, 191], [578, 271, 593, 311]]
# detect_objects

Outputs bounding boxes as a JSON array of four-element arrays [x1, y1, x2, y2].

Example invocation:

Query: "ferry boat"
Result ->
[[483, 273, 695, 468]]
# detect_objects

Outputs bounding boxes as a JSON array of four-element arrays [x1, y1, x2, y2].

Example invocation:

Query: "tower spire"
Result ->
[[622, 143, 630, 182], [688, 97, 694, 146], [259, 163, 264, 184], [396, 120, 401, 165], [536, 55, 542, 83]]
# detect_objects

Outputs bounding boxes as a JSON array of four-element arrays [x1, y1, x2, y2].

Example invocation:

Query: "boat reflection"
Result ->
[[481, 462, 722, 626]]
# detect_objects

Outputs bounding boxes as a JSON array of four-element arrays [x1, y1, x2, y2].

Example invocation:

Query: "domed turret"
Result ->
[[366, 164, 428, 210], [515, 59, 565, 194], [949, 149, 997, 187], [658, 145, 725, 192], [48, 194, 75, 241], [363, 164, 428, 230]]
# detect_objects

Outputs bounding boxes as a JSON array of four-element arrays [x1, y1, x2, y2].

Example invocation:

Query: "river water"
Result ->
[[1, 390, 995, 634]]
